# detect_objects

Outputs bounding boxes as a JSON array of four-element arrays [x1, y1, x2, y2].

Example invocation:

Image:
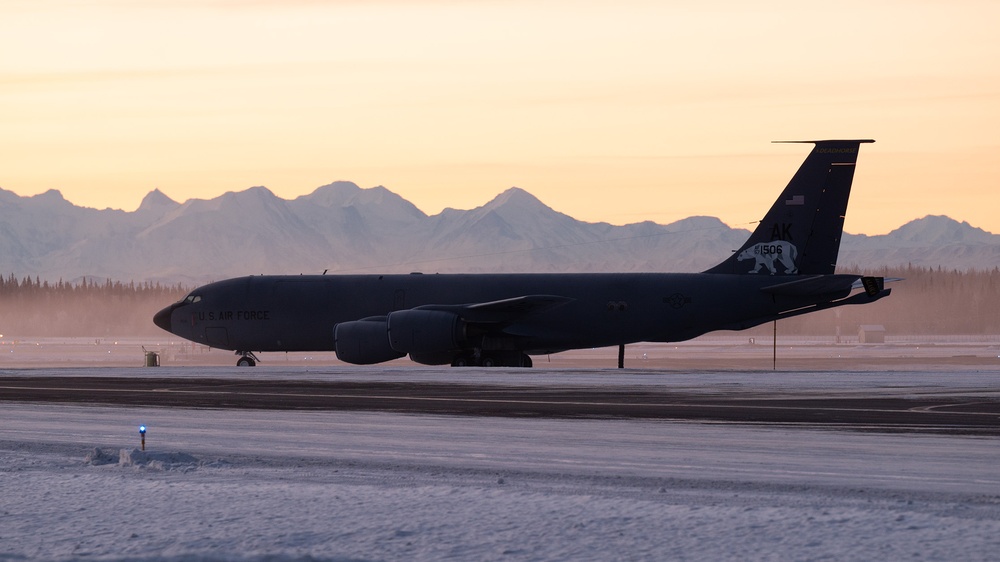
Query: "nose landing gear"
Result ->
[[236, 351, 260, 367]]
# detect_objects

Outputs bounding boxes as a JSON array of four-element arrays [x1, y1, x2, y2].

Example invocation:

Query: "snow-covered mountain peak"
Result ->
[[483, 187, 551, 214], [137, 189, 179, 214], [889, 215, 996, 245]]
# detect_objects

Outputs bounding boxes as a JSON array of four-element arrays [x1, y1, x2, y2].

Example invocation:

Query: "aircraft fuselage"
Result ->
[[155, 272, 849, 354]]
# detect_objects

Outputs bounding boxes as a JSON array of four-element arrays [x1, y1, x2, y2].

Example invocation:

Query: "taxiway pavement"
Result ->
[[3, 369, 999, 435]]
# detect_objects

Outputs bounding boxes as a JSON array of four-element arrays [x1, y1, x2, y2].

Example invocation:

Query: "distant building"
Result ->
[[859, 324, 886, 344]]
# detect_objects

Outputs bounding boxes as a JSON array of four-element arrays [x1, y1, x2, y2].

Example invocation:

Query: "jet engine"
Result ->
[[387, 309, 465, 355], [334, 317, 405, 365]]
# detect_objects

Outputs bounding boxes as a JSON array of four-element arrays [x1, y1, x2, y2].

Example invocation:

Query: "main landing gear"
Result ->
[[235, 351, 260, 367], [451, 352, 533, 368]]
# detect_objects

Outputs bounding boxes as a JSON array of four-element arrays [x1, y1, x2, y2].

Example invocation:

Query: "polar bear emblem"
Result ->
[[737, 241, 798, 274]]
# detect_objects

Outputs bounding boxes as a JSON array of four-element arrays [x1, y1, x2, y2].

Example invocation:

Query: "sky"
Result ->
[[2, 0, 998, 235]]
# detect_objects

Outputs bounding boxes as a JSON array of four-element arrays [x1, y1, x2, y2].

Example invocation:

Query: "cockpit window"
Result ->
[[183, 294, 202, 303]]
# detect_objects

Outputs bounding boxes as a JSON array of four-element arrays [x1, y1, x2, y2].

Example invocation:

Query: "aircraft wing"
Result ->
[[415, 294, 575, 323], [336, 294, 575, 365]]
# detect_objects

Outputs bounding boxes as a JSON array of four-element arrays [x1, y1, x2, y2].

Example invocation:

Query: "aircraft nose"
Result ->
[[153, 304, 175, 332]]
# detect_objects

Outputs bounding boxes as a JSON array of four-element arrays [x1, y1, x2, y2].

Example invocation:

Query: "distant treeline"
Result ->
[[773, 265, 1000, 337], [0, 275, 187, 337], [1, 266, 998, 338]]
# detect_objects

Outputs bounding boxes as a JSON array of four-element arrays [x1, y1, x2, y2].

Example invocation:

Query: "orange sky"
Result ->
[[2, 0, 999, 235]]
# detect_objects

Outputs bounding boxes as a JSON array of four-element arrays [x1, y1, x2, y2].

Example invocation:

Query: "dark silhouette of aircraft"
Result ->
[[154, 139, 888, 367]]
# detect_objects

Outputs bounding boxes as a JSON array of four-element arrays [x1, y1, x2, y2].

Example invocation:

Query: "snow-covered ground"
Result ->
[[3, 366, 1000, 561]]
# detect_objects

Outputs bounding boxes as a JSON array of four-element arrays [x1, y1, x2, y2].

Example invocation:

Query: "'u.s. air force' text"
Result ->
[[199, 310, 270, 321]]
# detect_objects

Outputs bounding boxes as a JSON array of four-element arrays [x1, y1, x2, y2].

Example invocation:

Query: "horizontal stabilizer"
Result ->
[[761, 274, 861, 297], [762, 275, 890, 298], [721, 285, 891, 331]]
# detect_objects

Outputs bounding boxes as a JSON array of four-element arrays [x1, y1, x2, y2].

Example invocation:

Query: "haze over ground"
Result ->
[[2, 1, 999, 235]]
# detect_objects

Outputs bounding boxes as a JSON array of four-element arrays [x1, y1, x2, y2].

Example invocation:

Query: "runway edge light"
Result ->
[[139, 425, 146, 451]]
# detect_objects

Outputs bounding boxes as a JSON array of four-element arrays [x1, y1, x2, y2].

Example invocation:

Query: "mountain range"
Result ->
[[1, 182, 998, 284]]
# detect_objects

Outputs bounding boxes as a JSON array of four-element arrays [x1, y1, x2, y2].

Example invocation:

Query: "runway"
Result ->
[[3, 373, 999, 435], [4, 365, 1000, 560]]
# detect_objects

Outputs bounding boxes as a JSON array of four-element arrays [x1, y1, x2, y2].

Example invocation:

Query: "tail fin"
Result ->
[[704, 139, 874, 275]]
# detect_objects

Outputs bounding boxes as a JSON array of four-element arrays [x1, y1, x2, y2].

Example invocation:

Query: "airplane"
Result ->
[[153, 139, 889, 367]]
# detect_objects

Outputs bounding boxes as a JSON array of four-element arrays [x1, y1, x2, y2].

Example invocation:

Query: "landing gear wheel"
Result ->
[[520, 354, 533, 368], [451, 356, 470, 367], [236, 351, 259, 367], [481, 356, 496, 368]]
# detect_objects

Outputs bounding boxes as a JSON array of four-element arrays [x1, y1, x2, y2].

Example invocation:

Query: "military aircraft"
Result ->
[[154, 139, 889, 367]]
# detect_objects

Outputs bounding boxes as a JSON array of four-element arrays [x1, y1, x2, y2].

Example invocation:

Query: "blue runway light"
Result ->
[[139, 425, 146, 435]]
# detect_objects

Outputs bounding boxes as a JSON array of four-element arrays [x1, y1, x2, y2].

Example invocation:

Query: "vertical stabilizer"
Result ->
[[704, 139, 874, 275]]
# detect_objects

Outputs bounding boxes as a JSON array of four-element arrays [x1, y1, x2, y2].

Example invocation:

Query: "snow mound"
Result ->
[[83, 447, 119, 465], [83, 447, 203, 471], [118, 448, 201, 471]]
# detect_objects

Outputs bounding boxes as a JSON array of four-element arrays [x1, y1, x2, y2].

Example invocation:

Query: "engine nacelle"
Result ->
[[334, 317, 405, 365], [408, 352, 455, 366], [387, 309, 464, 354]]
